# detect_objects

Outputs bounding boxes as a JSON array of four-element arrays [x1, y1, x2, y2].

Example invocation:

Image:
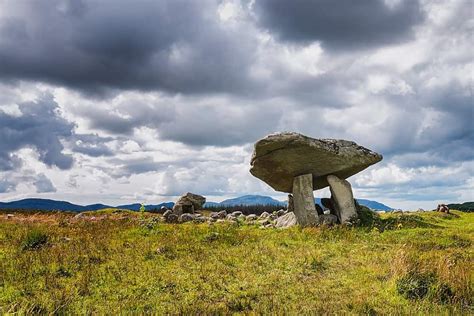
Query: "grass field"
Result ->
[[0, 209, 472, 314]]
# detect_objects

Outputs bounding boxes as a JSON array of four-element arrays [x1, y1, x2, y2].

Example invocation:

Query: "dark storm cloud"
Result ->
[[253, 0, 423, 50], [0, 0, 256, 95], [0, 94, 74, 170]]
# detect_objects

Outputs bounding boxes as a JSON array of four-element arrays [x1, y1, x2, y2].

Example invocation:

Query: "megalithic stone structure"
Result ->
[[249, 132, 383, 226]]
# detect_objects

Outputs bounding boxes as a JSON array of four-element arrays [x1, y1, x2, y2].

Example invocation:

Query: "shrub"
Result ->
[[21, 229, 48, 250]]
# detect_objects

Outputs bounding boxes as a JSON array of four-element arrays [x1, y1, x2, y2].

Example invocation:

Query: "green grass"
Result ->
[[0, 210, 472, 314]]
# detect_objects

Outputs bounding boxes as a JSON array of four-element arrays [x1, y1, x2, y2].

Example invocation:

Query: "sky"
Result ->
[[0, 0, 472, 210]]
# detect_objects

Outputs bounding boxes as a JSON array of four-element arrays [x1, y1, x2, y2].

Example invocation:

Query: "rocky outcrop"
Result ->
[[172, 192, 206, 215]]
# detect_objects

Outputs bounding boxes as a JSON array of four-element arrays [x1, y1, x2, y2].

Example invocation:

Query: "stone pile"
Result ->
[[250, 132, 382, 227]]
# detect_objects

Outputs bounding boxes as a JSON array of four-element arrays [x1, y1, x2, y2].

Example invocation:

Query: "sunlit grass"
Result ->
[[0, 210, 472, 314]]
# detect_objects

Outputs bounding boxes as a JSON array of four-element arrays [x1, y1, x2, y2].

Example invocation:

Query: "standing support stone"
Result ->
[[292, 174, 319, 226], [327, 175, 357, 224]]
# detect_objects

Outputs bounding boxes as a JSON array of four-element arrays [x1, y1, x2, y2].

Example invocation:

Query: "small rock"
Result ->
[[165, 213, 179, 223], [269, 214, 278, 220], [210, 212, 220, 220], [275, 212, 297, 228], [6, 214, 14, 219], [258, 219, 271, 226], [74, 213, 85, 219], [246, 214, 258, 221], [179, 213, 196, 223], [160, 206, 168, 212], [259, 211, 270, 219], [193, 216, 207, 223], [231, 211, 243, 217], [208, 217, 217, 222], [319, 214, 338, 225], [216, 219, 226, 223], [276, 209, 286, 217]]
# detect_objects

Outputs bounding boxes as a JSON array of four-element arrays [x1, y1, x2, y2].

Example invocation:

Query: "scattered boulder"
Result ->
[[217, 210, 227, 219], [276, 209, 286, 217], [193, 216, 207, 223], [163, 210, 179, 223], [172, 192, 206, 215], [259, 211, 270, 219], [231, 211, 243, 217], [160, 206, 168, 212], [246, 214, 258, 221], [6, 214, 14, 219], [179, 213, 196, 223], [210, 212, 220, 220], [436, 204, 450, 214], [319, 214, 338, 226], [275, 212, 297, 228]]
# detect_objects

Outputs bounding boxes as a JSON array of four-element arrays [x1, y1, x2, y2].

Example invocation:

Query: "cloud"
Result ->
[[0, 0, 257, 95], [34, 173, 56, 193], [252, 0, 424, 50], [0, 94, 74, 170]]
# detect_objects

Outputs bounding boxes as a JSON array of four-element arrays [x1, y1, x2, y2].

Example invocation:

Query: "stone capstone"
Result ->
[[250, 132, 382, 193]]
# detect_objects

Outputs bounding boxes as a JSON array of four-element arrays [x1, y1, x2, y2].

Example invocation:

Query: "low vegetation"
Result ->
[[0, 210, 472, 314]]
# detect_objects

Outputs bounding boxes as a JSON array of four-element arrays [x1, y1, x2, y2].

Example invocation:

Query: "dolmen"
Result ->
[[250, 132, 382, 227]]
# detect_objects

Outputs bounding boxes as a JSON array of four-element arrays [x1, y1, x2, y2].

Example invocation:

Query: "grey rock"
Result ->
[[74, 213, 85, 219], [208, 217, 217, 222], [193, 216, 207, 223], [319, 214, 338, 225], [160, 206, 168, 212], [276, 209, 286, 217], [269, 214, 278, 220], [6, 214, 14, 219], [246, 214, 258, 221], [216, 219, 226, 223], [327, 175, 358, 224], [210, 212, 220, 220], [292, 173, 319, 226], [173, 192, 206, 215], [179, 213, 196, 223], [231, 211, 243, 217], [250, 132, 382, 192], [275, 212, 297, 228], [164, 211, 179, 223], [217, 210, 227, 219], [258, 219, 271, 226], [259, 211, 270, 219]]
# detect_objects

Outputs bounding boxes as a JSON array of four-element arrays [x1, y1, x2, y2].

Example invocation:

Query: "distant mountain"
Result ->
[[0, 199, 88, 212], [203, 195, 392, 210], [0, 195, 393, 212], [205, 195, 285, 207], [0, 198, 174, 212], [116, 202, 174, 211], [314, 198, 393, 211]]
